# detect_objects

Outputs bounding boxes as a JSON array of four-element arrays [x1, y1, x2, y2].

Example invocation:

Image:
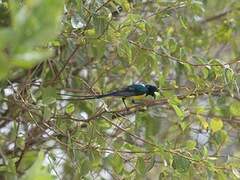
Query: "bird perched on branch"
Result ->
[[59, 83, 158, 110]]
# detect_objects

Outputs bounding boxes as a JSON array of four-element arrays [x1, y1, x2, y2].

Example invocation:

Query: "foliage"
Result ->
[[1, 0, 240, 179]]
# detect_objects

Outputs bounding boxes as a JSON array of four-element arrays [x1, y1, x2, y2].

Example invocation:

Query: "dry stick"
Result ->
[[200, 9, 233, 24], [53, 44, 80, 82], [96, 0, 113, 12]]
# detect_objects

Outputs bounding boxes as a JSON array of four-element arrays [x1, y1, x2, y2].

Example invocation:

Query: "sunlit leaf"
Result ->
[[232, 168, 240, 179], [197, 115, 208, 129], [210, 118, 223, 133], [66, 103, 75, 114]]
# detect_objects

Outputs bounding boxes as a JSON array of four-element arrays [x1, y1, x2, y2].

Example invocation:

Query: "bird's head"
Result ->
[[145, 84, 158, 99]]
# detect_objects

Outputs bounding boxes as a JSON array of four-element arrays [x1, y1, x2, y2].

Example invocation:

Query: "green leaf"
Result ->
[[42, 87, 57, 105], [232, 168, 240, 179], [108, 153, 124, 174], [113, 137, 124, 149], [93, 15, 108, 36], [213, 130, 228, 145], [117, 40, 132, 62], [185, 140, 196, 150], [197, 115, 208, 129], [65, 103, 75, 114], [224, 67, 235, 96], [4, 158, 17, 176], [20, 151, 53, 180], [172, 155, 190, 173], [230, 101, 240, 116], [210, 118, 223, 133], [165, 38, 177, 53], [136, 157, 145, 175], [80, 160, 91, 176], [171, 104, 185, 121], [168, 96, 182, 106], [16, 137, 25, 150], [202, 146, 208, 159], [179, 16, 188, 29], [43, 107, 52, 120], [18, 151, 39, 173]]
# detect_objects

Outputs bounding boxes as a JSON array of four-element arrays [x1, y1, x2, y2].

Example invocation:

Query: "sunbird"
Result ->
[[60, 84, 158, 109]]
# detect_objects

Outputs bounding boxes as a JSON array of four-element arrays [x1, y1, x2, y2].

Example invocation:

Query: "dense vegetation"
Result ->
[[1, 0, 240, 179]]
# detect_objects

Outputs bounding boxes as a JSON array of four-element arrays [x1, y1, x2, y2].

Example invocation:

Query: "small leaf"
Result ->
[[80, 160, 91, 176], [16, 137, 25, 150], [171, 104, 184, 121], [210, 118, 223, 133], [186, 140, 196, 150], [18, 151, 39, 172], [42, 87, 57, 105], [107, 153, 123, 174], [172, 155, 190, 173], [213, 130, 228, 145], [66, 103, 75, 114], [232, 168, 240, 178], [168, 96, 182, 106], [230, 101, 240, 116], [113, 137, 124, 149], [197, 115, 208, 129], [43, 107, 52, 120], [180, 121, 188, 131], [179, 16, 188, 29], [202, 146, 208, 159], [117, 40, 132, 62], [93, 15, 108, 36], [136, 157, 145, 175]]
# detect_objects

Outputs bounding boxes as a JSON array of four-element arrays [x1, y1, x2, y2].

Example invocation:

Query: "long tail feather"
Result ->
[[57, 92, 117, 101]]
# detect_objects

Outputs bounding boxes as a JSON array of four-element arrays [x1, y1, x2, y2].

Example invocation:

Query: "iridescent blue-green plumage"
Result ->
[[59, 83, 158, 109], [98, 84, 148, 98]]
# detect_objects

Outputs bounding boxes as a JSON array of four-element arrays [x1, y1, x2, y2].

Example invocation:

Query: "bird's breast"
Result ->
[[126, 94, 145, 99]]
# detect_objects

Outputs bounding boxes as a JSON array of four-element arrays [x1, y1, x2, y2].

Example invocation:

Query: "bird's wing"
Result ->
[[111, 85, 146, 97]]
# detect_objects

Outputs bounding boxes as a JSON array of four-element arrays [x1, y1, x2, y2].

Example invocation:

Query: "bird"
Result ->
[[59, 83, 158, 110]]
